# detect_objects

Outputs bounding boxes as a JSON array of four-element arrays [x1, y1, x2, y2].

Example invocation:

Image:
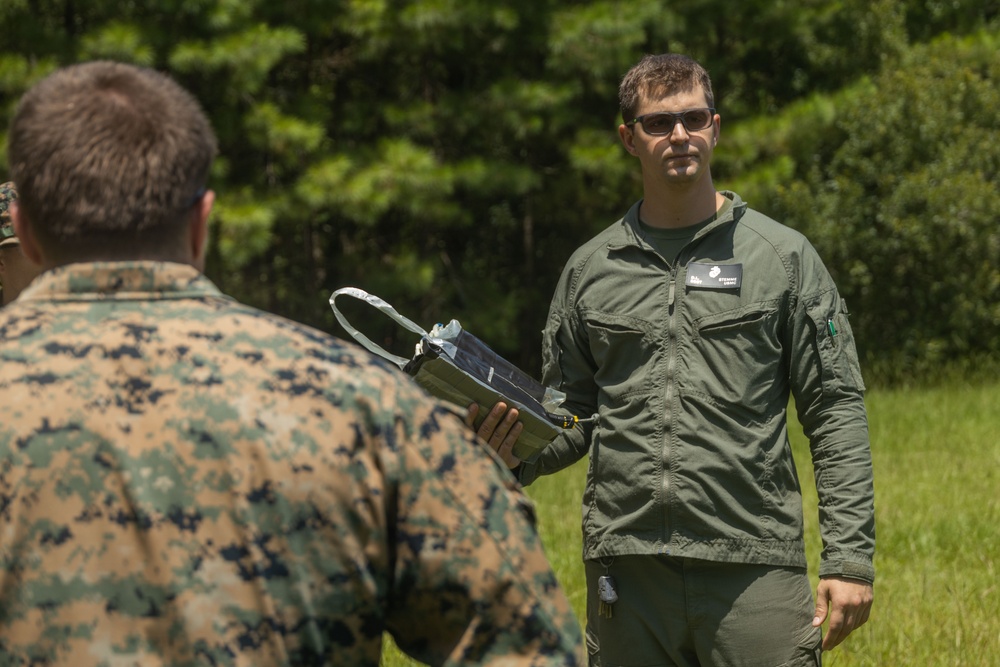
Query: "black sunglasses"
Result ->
[[627, 108, 716, 135]]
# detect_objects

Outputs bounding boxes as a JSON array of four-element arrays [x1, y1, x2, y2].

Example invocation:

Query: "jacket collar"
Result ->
[[14, 261, 225, 303], [608, 191, 747, 253]]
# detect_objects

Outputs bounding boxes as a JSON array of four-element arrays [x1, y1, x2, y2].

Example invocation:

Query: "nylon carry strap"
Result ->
[[329, 287, 428, 369]]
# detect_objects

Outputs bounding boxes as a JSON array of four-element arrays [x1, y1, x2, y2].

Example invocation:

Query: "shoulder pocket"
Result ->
[[805, 294, 866, 394]]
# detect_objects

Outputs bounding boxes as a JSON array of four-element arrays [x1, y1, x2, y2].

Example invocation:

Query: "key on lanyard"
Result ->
[[598, 574, 618, 618]]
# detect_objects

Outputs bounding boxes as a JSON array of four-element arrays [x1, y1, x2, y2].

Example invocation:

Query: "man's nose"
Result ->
[[669, 120, 690, 142]]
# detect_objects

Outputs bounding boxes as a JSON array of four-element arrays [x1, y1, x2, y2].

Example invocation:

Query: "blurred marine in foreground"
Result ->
[[0, 61, 583, 666]]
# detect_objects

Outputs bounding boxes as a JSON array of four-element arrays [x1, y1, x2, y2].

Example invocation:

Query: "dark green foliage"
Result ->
[[740, 32, 999, 383], [0, 1, 996, 385]]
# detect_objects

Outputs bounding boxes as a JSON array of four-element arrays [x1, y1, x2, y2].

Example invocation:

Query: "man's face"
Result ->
[[621, 85, 720, 189], [0, 243, 42, 305]]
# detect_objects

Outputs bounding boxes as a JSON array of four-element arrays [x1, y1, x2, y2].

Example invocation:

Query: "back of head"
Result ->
[[6, 61, 217, 264], [619, 54, 715, 123]]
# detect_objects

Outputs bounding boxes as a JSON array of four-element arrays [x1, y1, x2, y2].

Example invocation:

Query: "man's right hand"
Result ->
[[465, 402, 523, 469]]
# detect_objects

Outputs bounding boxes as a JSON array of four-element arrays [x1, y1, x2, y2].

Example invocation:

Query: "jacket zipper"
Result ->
[[661, 270, 678, 554]]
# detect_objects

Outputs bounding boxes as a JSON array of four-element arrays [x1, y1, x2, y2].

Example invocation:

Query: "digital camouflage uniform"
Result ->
[[0, 182, 19, 305], [0, 181, 16, 247], [0, 261, 584, 666]]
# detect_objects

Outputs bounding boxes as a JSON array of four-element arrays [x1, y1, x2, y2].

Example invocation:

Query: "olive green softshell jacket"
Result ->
[[520, 192, 875, 584]]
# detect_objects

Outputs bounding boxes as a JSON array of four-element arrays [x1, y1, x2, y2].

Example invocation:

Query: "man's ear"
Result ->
[[619, 124, 639, 156], [189, 189, 215, 269], [10, 202, 44, 266]]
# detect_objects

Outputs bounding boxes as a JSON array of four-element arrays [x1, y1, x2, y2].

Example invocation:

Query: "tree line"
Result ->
[[1, 0, 997, 385]]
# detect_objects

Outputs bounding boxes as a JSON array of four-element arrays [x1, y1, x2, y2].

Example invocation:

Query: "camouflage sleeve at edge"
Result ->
[[385, 398, 584, 666]]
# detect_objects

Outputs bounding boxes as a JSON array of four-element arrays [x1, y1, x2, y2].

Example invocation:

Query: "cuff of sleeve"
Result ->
[[819, 557, 875, 585], [515, 461, 537, 487]]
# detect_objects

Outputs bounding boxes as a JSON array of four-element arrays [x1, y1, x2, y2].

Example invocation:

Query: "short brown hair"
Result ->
[[619, 54, 715, 124], [7, 61, 217, 261]]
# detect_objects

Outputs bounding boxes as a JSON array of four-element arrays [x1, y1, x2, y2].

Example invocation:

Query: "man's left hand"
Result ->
[[812, 576, 873, 650]]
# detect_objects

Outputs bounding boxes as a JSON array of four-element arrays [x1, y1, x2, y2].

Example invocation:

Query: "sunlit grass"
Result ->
[[382, 379, 1000, 666], [811, 379, 1000, 666]]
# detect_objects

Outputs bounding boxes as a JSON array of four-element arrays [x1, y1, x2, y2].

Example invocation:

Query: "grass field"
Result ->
[[383, 378, 1000, 666]]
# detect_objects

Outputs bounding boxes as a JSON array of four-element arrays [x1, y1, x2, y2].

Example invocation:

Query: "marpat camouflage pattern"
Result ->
[[0, 261, 584, 666], [0, 181, 18, 247]]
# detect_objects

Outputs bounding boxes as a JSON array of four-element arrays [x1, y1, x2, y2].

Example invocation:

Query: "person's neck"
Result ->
[[639, 180, 723, 229]]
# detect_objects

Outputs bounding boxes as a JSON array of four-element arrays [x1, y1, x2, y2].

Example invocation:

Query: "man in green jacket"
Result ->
[[476, 53, 875, 666]]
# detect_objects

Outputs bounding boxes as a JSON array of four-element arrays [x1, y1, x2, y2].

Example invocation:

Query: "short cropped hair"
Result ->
[[619, 54, 715, 124], [7, 61, 217, 260]]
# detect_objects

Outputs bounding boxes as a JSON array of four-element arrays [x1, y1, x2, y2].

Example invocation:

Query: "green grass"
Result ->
[[382, 379, 1000, 666]]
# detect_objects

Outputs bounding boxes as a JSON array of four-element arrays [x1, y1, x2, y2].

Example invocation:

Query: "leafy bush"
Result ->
[[732, 31, 1000, 384]]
